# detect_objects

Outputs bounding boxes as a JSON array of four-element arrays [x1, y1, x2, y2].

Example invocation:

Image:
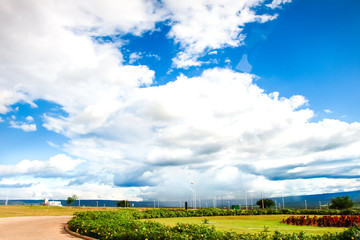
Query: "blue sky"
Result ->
[[251, 0, 360, 122], [0, 0, 359, 201]]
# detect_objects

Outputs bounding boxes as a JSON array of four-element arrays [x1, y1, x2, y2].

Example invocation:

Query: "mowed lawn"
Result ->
[[146, 215, 348, 235], [0, 205, 115, 218]]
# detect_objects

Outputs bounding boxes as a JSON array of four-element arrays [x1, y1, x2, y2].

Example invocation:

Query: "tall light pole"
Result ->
[[244, 191, 248, 210], [282, 196, 285, 209], [191, 182, 196, 209], [250, 194, 253, 209], [5, 191, 9, 206]]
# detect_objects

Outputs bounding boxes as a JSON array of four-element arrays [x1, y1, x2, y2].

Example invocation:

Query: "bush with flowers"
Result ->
[[283, 215, 360, 227]]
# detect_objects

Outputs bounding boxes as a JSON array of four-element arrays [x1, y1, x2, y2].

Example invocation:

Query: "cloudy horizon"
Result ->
[[0, 0, 359, 201]]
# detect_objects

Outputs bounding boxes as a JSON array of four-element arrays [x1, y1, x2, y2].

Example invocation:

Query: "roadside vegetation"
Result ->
[[329, 196, 354, 210], [67, 194, 79, 206], [256, 198, 275, 209]]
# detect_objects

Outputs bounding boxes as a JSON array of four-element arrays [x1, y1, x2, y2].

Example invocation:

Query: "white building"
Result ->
[[43, 198, 62, 206]]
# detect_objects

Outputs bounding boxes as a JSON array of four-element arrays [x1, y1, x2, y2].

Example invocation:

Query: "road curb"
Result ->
[[64, 224, 98, 240]]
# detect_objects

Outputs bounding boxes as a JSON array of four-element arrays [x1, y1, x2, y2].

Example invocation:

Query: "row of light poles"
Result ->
[[190, 185, 250, 210], [188, 184, 288, 210], [190, 185, 251, 210]]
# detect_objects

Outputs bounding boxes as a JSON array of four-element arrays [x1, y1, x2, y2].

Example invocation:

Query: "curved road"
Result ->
[[0, 216, 79, 239]]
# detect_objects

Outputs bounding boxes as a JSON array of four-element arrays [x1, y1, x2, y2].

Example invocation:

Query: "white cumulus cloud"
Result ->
[[166, 0, 279, 68], [0, 154, 84, 177], [0, 0, 160, 115], [266, 0, 292, 9], [9, 120, 37, 132], [45, 68, 360, 199], [324, 109, 333, 114]]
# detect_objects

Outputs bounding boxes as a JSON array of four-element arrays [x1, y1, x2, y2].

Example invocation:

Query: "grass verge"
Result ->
[[0, 205, 115, 218], [146, 215, 347, 235]]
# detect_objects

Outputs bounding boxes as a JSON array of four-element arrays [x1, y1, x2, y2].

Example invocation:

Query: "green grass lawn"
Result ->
[[146, 215, 347, 235], [0, 205, 116, 218]]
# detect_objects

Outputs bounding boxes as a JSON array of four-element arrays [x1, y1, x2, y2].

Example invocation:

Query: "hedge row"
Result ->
[[132, 208, 360, 219]]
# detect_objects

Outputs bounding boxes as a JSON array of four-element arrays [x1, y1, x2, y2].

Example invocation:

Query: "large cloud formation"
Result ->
[[1, 0, 360, 201]]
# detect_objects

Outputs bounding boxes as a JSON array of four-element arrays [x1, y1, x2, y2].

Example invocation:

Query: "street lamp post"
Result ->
[[191, 182, 196, 209], [282, 196, 285, 209], [244, 191, 248, 210]]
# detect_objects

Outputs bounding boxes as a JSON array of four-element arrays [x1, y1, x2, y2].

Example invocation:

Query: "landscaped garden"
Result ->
[[148, 215, 346, 235], [2, 197, 360, 239], [67, 208, 360, 239]]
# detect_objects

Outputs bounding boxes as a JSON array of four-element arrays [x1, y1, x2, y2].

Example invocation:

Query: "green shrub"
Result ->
[[329, 196, 354, 210]]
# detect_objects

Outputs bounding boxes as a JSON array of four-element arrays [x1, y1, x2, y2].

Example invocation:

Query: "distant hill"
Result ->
[[271, 190, 360, 208]]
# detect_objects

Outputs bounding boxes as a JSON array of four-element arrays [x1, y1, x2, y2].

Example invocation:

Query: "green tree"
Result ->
[[256, 198, 275, 208], [117, 200, 130, 207], [67, 194, 78, 206], [329, 195, 354, 209]]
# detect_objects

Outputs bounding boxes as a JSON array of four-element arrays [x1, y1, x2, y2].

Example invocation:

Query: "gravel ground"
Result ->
[[0, 216, 79, 240]]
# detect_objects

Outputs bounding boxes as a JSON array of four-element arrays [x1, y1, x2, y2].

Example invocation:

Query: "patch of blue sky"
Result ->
[[120, 22, 241, 85], [118, 23, 179, 86], [0, 100, 68, 164], [246, 0, 360, 123]]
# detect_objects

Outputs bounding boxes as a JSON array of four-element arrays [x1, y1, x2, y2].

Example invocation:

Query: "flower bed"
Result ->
[[283, 215, 360, 227]]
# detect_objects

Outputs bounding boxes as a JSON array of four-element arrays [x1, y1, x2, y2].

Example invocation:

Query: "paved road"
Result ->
[[0, 216, 79, 240]]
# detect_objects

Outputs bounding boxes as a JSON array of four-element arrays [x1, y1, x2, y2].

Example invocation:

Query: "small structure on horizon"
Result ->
[[43, 198, 62, 206]]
